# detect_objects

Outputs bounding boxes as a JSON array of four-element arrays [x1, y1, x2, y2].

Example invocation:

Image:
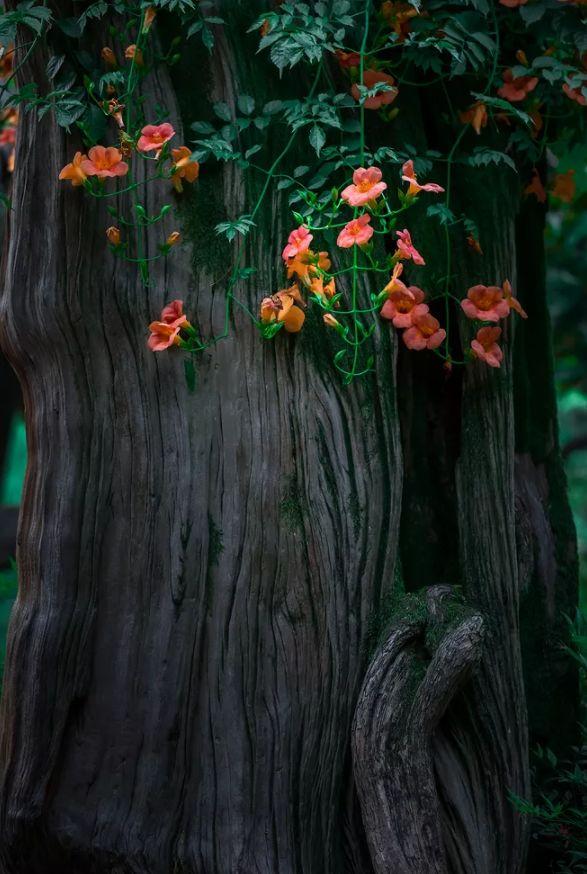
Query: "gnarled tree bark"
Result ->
[[0, 2, 577, 873], [352, 586, 485, 874]]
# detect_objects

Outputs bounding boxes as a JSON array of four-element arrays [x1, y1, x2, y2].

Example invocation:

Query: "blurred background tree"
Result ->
[[548, 142, 587, 610]]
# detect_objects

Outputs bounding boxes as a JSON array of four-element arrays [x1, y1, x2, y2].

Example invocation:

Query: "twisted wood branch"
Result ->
[[352, 586, 484, 874]]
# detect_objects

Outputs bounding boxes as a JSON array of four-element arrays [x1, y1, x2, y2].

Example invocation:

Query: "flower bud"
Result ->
[[323, 313, 344, 334], [101, 47, 117, 68], [515, 49, 528, 66], [108, 99, 125, 128], [106, 226, 121, 246], [142, 6, 156, 33], [125, 44, 144, 67], [466, 235, 483, 255], [166, 231, 181, 247]]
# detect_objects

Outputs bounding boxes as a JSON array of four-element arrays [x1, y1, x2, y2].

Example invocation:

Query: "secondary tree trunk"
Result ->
[[0, 3, 578, 873]]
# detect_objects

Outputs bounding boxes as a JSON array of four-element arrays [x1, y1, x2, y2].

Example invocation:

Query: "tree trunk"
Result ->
[[0, 4, 577, 873]]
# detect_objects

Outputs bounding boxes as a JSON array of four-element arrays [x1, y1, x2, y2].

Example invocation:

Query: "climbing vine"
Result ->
[[0, 0, 585, 383]]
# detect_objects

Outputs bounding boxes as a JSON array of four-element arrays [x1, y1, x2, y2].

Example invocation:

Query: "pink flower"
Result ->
[[147, 321, 182, 351], [59, 151, 88, 186], [0, 125, 15, 146], [461, 285, 510, 321], [381, 286, 428, 328], [137, 122, 176, 153], [502, 280, 528, 319], [337, 214, 373, 248], [525, 168, 547, 203], [341, 167, 387, 206], [395, 229, 425, 266], [282, 225, 313, 261], [336, 50, 361, 69], [351, 70, 398, 110], [161, 299, 189, 328], [471, 326, 503, 368], [401, 160, 444, 197], [562, 82, 587, 106], [403, 311, 446, 350], [382, 262, 410, 297], [498, 70, 538, 102], [81, 145, 128, 178]]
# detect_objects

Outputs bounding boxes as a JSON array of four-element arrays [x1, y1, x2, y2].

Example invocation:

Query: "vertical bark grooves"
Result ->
[[454, 192, 530, 873], [352, 586, 484, 874], [0, 6, 404, 873], [0, 4, 574, 873]]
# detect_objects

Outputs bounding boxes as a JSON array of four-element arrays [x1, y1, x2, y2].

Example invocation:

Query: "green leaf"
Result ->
[[54, 98, 87, 128], [214, 216, 256, 241], [191, 120, 215, 134], [470, 92, 532, 127], [18, 2, 52, 34], [187, 19, 203, 37], [470, 31, 495, 52], [426, 203, 456, 225], [46, 54, 66, 80], [263, 100, 283, 115], [77, 0, 108, 32], [466, 147, 517, 172], [237, 95, 255, 116], [519, 1, 547, 24], [213, 101, 232, 122], [270, 40, 304, 72], [77, 104, 107, 144], [56, 16, 81, 37], [309, 124, 325, 156], [98, 71, 125, 95], [245, 144, 262, 159], [201, 24, 215, 52], [235, 266, 257, 280]]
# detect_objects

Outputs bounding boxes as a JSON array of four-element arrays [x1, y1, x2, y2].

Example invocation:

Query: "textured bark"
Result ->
[[0, 3, 577, 873], [452, 184, 530, 874], [0, 6, 403, 873], [0, 145, 19, 483], [352, 586, 485, 874]]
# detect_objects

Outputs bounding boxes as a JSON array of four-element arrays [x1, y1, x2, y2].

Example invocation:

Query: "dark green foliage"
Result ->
[[512, 613, 587, 873]]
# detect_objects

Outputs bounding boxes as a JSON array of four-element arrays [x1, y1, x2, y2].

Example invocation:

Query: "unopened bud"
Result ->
[[106, 226, 121, 246], [166, 231, 181, 247], [125, 44, 144, 67], [142, 6, 156, 33], [515, 49, 528, 66], [323, 313, 343, 334], [101, 47, 117, 68]]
